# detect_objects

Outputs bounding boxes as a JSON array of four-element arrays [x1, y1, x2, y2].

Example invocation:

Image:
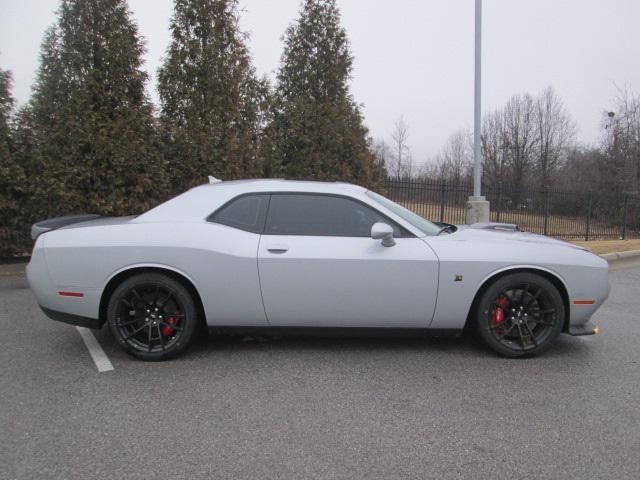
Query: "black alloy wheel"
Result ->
[[476, 272, 565, 357], [107, 273, 198, 360]]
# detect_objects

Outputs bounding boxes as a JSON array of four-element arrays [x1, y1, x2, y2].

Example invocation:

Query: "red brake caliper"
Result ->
[[161, 314, 180, 336], [491, 294, 509, 330]]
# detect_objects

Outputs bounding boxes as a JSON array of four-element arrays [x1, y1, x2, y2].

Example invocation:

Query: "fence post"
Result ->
[[543, 189, 550, 236], [621, 192, 629, 240], [439, 181, 446, 223], [496, 183, 502, 223], [585, 191, 593, 241]]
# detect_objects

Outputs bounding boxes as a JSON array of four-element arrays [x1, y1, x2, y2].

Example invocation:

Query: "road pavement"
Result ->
[[1, 266, 639, 479]]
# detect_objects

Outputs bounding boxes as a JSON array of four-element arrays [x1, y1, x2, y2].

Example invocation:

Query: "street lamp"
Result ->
[[466, 0, 490, 224]]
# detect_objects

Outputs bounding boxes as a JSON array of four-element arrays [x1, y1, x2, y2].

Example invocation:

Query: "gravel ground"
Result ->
[[1, 265, 639, 480]]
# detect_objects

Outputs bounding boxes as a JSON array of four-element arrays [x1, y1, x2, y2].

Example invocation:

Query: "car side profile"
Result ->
[[27, 179, 610, 360]]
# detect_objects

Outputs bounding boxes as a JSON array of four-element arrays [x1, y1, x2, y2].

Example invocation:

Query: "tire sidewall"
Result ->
[[107, 273, 198, 361], [476, 273, 565, 357]]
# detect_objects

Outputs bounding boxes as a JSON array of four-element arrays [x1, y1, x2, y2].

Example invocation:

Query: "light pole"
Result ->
[[473, 0, 482, 197], [466, 0, 490, 224]]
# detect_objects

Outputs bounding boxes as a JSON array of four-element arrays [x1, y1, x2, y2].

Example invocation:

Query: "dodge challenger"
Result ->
[[26, 179, 610, 360]]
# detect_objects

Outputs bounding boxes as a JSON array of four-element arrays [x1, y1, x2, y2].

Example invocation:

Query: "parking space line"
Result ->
[[76, 327, 114, 372]]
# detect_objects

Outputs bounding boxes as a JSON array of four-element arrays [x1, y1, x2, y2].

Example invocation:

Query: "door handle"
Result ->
[[267, 245, 289, 254]]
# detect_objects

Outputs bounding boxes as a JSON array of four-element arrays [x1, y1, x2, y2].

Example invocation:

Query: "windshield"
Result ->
[[365, 191, 442, 236]]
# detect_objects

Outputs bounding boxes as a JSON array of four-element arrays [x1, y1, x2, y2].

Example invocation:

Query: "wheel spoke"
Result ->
[[525, 288, 542, 306], [497, 323, 516, 340], [152, 285, 160, 305], [116, 318, 140, 328], [131, 288, 148, 307], [121, 298, 134, 308], [159, 292, 174, 309], [523, 322, 538, 347], [157, 324, 165, 351], [538, 308, 556, 315], [123, 324, 147, 340], [147, 323, 153, 352], [515, 324, 526, 350]]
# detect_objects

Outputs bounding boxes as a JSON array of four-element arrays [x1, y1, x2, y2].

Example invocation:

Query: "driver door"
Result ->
[[257, 193, 439, 328]]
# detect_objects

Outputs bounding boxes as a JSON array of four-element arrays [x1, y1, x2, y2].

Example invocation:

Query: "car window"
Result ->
[[365, 191, 442, 236], [209, 194, 268, 233], [264, 194, 404, 237]]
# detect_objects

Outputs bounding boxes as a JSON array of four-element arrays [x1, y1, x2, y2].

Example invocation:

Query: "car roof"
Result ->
[[134, 179, 369, 223], [199, 178, 366, 194]]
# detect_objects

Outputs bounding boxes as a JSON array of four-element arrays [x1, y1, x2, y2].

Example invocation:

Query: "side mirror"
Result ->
[[371, 222, 396, 247]]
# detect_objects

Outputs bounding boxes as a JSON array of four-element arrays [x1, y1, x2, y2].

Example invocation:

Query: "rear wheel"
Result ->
[[475, 272, 565, 357], [107, 273, 198, 361]]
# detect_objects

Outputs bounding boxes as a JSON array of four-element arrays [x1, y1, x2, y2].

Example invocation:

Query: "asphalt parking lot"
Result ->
[[1, 264, 640, 480]]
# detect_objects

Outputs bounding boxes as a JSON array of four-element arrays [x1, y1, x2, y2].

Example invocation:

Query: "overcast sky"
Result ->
[[2, 0, 640, 165]]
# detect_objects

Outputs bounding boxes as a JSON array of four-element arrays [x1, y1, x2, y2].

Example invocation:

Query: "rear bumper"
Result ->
[[39, 306, 103, 330], [567, 320, 598, 336]]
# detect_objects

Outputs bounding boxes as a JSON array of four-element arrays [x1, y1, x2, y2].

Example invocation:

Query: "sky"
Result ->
[[2, 0, 640, 166]]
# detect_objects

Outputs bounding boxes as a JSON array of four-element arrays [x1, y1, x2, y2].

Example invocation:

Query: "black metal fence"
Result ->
[[383, 178, 640, 240]]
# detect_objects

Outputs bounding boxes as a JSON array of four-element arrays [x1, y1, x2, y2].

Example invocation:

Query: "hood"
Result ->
[[451, 223, 589, 251]]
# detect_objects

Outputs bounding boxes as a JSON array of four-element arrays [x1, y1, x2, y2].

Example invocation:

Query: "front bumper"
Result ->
[[567, 320, 598, 336]]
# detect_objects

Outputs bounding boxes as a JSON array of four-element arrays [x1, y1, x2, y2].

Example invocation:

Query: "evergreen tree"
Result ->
[[158, 0, 268, 191], [27, 0, 166, 217], [0, 67, 27, 255], [0, 68, 13, 168], [265, 0, 383, 186]]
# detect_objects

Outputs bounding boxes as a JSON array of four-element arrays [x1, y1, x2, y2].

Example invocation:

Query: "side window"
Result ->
[[209, 194, 269, 233], [264, 194, 405, 237]]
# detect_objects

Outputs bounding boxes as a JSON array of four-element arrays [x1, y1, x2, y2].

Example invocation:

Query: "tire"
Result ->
[[107, 273, 198, 361], [475, 272, 565, 357]]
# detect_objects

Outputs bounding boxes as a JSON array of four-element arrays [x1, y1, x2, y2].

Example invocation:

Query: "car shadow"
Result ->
[[90, 321, 597, 366], [182, 328, 594, 361]]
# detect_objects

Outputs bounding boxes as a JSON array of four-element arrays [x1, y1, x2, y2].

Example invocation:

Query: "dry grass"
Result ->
[[571, 239, 640, 255]]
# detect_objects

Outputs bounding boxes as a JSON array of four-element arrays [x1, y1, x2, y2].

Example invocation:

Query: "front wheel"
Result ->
[[475, 272, 565, 357], [107, 273, 198, 361]]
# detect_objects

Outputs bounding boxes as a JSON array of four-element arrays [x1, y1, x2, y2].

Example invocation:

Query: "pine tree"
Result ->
[[0, 68, 13, 166], [0, 67, 27, 255], [158, 0, 268, 191], [265, 0, 383, 186], [27, 0, 166, 218]]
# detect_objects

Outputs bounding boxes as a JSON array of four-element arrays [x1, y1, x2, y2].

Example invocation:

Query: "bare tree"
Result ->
[[371, 138, 393, 177], [534, 87, 576, 189], [432, 128, 472, 183], [481, 109, 508, 190], [603, 86, 640, 192], [390, 116, 412, 178], [502, 93, 537, 200]]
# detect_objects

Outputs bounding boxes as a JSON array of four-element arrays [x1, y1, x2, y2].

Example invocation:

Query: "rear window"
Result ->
[[208, 194, 269, 233]]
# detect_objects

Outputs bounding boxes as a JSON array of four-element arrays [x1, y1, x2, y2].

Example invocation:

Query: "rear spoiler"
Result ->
[[31, 214, 101, 240]]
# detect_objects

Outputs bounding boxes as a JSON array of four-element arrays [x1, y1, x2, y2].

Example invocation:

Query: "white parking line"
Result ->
[[76, 327, 114, 372]]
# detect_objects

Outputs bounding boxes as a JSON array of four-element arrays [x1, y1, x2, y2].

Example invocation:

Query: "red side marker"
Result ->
[[58, 291, 84, 298], [573, 299, 596, 305]]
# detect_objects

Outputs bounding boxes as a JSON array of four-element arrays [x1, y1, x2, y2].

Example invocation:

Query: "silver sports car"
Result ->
[[27, 179, 610, 360]]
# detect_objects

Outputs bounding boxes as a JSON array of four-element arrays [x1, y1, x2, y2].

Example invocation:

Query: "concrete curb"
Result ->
[[601, 249, 640, 263], [0, 263, 26, 277]]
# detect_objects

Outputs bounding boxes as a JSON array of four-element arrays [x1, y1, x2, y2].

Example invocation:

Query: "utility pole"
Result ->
[[466, 0, 490, 224]]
